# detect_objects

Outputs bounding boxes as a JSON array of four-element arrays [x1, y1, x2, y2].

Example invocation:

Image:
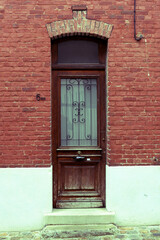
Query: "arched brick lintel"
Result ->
[[46, 8, 114, 40]]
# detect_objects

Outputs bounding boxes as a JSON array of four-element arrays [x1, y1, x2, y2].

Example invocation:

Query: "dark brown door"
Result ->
[[52, 38, 107, 208]]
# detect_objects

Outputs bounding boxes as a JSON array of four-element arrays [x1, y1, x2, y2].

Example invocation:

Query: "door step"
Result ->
[[42, 224, 117, 239], [44, 208, 115, 225]]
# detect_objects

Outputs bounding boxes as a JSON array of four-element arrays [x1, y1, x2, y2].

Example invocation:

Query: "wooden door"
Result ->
[[52, 37, 107, 208]]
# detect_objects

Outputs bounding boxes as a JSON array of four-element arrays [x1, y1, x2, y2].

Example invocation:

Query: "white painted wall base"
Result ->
[[106, 165, 160, 226], [0, 167, 52, 231], [0, 165, 160, 231]]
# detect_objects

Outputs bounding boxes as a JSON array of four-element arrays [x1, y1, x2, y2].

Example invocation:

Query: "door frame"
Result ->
[[51, 37, 107, 208]]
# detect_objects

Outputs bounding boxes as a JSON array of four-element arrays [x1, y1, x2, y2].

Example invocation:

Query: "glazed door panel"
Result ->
[[61, 78, 97, 146]]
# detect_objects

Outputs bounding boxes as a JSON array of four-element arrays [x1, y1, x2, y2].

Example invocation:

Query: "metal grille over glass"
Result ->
[[61, 78, 97, 146]]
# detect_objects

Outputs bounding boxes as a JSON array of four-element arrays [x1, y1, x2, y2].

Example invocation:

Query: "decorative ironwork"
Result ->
[[72, 101, 85, 123], [61, 78, 97, 146], [69, 79, 89, 85], [66, 85, 72, 90]]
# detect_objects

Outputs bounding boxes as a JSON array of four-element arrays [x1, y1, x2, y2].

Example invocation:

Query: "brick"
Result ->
[[1, 1, 160, 167], [46, 8, 113, 39]]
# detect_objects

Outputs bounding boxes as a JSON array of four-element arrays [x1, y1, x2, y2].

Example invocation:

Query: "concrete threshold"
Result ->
[[44, 208, 115, 225]]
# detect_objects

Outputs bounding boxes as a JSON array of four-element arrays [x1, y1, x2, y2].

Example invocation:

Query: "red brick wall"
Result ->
[[0, 0, 160, 167]]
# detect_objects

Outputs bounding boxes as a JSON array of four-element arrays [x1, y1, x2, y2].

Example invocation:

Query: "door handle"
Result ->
[[73, 156, 85, 161]]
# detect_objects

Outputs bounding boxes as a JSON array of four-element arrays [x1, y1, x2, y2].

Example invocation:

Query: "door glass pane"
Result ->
[[58, 40, 99, 63], [61, 78, 97, 146]]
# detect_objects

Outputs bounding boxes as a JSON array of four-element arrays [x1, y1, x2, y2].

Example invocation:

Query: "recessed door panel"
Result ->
[[63, 164, 95, 190]]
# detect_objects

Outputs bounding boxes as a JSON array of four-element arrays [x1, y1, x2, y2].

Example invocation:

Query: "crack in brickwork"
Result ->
[[46, 6, 114, 39]]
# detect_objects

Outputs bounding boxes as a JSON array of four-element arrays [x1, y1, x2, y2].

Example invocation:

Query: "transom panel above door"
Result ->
[[52, 37, 107, 208]]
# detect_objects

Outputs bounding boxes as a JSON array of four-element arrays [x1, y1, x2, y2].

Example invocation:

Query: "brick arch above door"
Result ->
[[46, 5, 114, 40]]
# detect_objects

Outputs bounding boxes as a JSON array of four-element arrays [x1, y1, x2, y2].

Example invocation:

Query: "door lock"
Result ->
[[73, 156, 85, 161], [73, 150, 85, 161]]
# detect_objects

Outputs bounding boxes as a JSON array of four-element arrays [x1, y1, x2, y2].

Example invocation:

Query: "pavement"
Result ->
[[1, 224, 160, 240]]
